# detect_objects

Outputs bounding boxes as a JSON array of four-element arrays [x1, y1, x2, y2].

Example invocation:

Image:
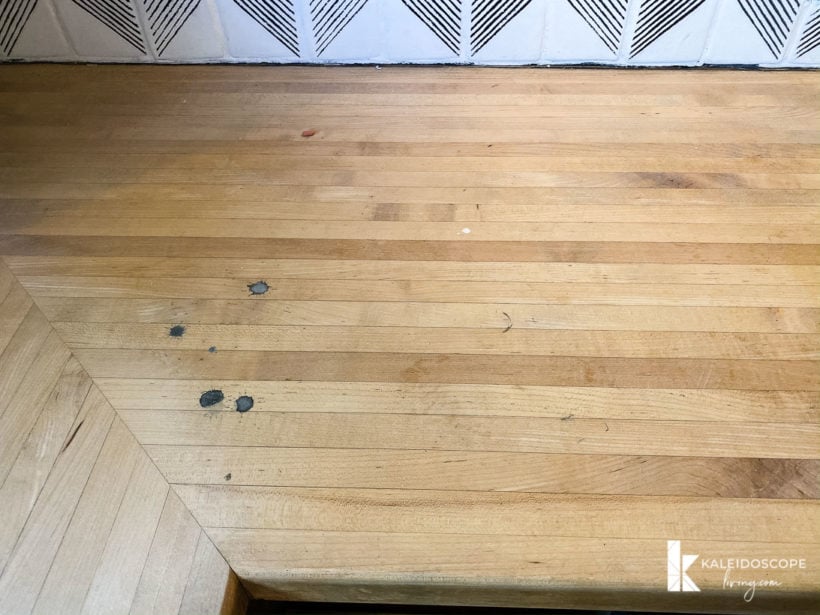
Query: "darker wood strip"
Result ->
[[2, 140, 820, 161], [1, 236, 818, 264], [74, 350, 820, 390]]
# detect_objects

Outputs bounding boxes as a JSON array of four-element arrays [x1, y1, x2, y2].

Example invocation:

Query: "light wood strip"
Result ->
[[75, 349, 820, 391], [4, 153, 820, 174], [2, 167, 819, 189], [4, 97, 817, 117], [7, 126, 815, 146], [6, 257, 818, 284], [177, 487, 820, 542], [0, 331, 71, 485], [18, 276, 820, 307], [51, 322, 820, 360], [0, 307, 52, 418], [148, 446, 820, 499], [0, 283, 34, 357], [119, 410, 820, 459], [0, 358, 91, 571], [0, 262, 12, 304], [179, 530, 246, 615], [30, 415, 144, 615], [1, 216, 817, 244], [35, 298, 820, 333], [98, 380, 820, 423], [4, 106, 817, 129], [80, 449, 169, 615], [1, 182, 815, 205], [0, 387, 114, 615], [2, 198, 819, 224], [130, 490, 203, 615]]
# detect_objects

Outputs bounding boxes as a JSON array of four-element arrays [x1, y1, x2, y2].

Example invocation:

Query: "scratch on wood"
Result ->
[[61, 420, 84, 453]]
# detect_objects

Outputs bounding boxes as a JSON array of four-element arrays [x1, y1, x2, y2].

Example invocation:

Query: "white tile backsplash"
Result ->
[[1, 0, 818, 66]]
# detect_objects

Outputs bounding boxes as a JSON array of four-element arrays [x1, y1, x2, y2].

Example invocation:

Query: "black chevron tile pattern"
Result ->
[[737, 0, 801, 57], [567, 0, 629, 53], [232, 0, 299, 54], [401, 0, 461, 54], [0, 0, 37, 54], [144, 0, 201, 55], [471, 0, 532, 54], [71, 0, 145, 53], [630, 0, 707, 58], [797, 6, 820, 56], [310, 0, 368, 56]]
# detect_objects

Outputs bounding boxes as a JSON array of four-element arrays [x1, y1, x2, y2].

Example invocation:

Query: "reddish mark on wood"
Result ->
[[301, 129, 316, 137]]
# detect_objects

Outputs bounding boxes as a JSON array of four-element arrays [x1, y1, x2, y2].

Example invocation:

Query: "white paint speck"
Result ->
[[461, 227, 471, 234]]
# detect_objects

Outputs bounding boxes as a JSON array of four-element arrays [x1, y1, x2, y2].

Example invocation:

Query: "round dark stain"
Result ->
[[248, 281, 269, 295], [208, 346, 217, 353], [199, 389, 224, 408], [235, 395, 254, 413], [224, 472, 232, 481], [169, 325, 186, 337]]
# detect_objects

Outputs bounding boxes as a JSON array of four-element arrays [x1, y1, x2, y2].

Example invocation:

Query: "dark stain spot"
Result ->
[[502, 312, 512, 333], [61, 420, 84, 453], [236, 395, 254, 413], [224, 473, 232, 481], [528, 560, 542, 564], [199, 389, 224, 408], [169, 325, 186, 337], [561, 413, 575, 421], [208, 346, 217, 353], [248, 281, 269, 295]]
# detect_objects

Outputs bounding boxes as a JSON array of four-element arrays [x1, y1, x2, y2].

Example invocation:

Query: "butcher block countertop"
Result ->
[[0, 64, 818, 614]]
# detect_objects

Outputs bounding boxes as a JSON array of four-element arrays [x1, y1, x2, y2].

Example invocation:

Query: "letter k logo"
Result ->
[[667, 540, 700, 592]]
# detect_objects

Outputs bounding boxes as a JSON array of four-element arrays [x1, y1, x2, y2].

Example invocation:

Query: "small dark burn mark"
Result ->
[[561, 413, 575, 421], [224, 473, 232, 481], [208, 346, 217, 353], [248, 281, 269, 295], [604, 422, 610, 432], [528, 560, 542, 564], [61, 420, 84, 453], [502, 312, 512, 333], [169, 325, 186, 337], [199, 390, 224, 408], [487, 144, 493, 147], [235, 395, 254, 413]]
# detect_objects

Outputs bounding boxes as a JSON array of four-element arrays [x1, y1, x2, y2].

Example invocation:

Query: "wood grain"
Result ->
[[119, 410, 819, 458], [148, 446, 820, 499], [0, 247, 246, 614], [1, 64, 818, 612]]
